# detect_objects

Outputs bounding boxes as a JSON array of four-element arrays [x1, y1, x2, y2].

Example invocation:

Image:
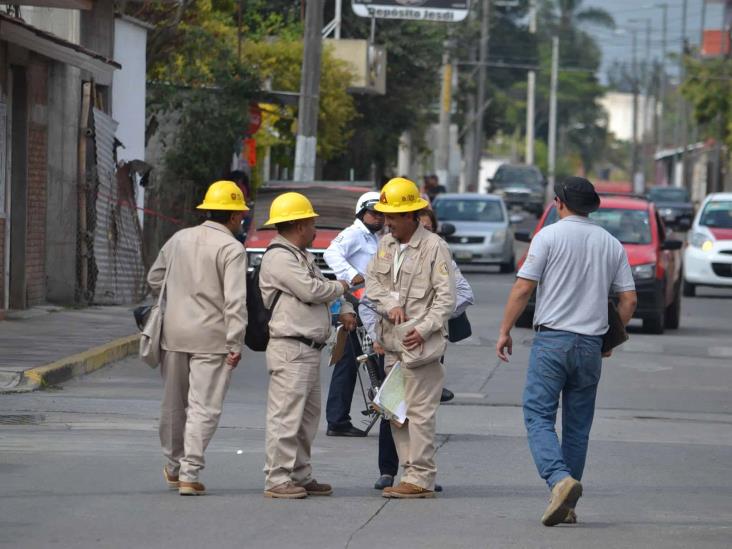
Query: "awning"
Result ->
[[0, 13, 120, 85]]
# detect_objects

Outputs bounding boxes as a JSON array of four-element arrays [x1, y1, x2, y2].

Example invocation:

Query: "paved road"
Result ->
[[1, 270, 731, 548]]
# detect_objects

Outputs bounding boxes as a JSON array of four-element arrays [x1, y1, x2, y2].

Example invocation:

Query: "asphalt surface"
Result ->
[[1, 265, 731, 548]]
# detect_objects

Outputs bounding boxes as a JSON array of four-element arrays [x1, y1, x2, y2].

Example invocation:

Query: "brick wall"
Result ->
[[25, 56, 48, 306]]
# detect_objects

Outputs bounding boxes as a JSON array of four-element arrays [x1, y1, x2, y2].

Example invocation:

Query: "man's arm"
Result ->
[[147, 243, 168, 294], [412, 242, 457, 339], [451, 262, 475, 318], [222, 245, 248, 357], [268, 249, 346, 304], [616, 290, 637, 326], [323, 230, 360, 283], [496, 277, 538, 362]]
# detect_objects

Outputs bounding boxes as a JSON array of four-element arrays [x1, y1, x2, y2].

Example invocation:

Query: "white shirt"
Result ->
[[324, 219, 379, 282]]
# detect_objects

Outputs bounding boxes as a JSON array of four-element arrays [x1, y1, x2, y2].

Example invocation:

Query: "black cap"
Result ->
[[554, 177, 600, 215]]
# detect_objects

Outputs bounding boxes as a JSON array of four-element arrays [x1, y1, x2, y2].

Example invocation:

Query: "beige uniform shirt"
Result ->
[[259, 235, 353, 345], [365, 224, 456, 351], [148, 221, 248, 354]]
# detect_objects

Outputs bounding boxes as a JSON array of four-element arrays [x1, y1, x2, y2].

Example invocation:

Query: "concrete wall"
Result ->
[[25, 55, 49, 306], [45, 62, 80, 304], [112, 17, 147, 226], [0, 42, 7, 312], [18, 6, 81, 44], [599, 92, 655, 142]]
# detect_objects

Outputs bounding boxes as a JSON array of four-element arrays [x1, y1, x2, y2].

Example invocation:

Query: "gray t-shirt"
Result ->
[[517, 215, 635, 336]]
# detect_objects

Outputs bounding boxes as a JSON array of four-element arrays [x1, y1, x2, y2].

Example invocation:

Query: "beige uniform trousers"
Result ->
[[264, 339, 322, 490], [387, 356, 445, 491], [159, 351, 232, 482]]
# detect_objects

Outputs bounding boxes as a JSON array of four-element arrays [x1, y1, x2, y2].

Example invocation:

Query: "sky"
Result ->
[[582, 0, 720, 83]]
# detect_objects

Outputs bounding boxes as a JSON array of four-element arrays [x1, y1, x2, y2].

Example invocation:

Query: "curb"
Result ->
[[11, 334, 141, 392]]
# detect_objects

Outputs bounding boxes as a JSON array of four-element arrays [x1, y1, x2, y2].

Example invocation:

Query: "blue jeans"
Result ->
[[523, 331, 603, 489]]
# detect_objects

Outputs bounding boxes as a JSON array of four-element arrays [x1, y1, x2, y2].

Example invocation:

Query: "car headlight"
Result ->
[[248, 252, 265, 267], [632, 263, 656, 280], [491, 229, 507, 244], [690, 232, 714, 252]]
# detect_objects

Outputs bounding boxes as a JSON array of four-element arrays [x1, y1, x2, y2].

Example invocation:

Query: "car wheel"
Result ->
[[682, 278, 696, 297], [499, 256, 515, 274], [643, 313, 665, 334], [515, 307, 533, 329], [664, 288, 681, 330]]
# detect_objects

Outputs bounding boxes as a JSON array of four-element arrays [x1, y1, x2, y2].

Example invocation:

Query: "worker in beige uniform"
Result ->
[[365, 177, 456, 499], [147, 180, 248, 496], [259, 192, 356, 499]]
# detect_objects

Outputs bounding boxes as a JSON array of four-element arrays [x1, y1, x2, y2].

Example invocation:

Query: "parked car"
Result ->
[[432, 193, 516, 273], [682, 192, 732, 296], [514, 194, 683, 334], [244, 183, 369, 278], [647, 186, 694, 231], [488, 164, 546, 217]]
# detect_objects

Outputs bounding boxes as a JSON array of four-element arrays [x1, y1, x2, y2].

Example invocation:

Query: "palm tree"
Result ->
[[544, 0, 615, 34]]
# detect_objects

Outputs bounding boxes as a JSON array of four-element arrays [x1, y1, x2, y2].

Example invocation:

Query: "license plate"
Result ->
[[455, 251, 473, 260]]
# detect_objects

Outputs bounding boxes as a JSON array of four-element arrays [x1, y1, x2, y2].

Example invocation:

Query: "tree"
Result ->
[[682, 56, 732, 150]]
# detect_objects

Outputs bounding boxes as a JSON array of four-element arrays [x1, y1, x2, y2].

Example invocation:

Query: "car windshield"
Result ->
[[648, 188, 690, 202], [493, 167, 543, 190], [540, 206, 652, 244], [434, 199, 505, 223], [700, 201, 732, 229], [250, 186, 359, 230]]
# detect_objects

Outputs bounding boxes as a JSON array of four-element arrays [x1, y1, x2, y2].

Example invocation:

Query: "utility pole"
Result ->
[[631, 28, 641, 192], [467, 0, 491, 190], [436, 41, 453, 190], [547, 36, 559, 197], [525, 0, 537, 165], [679, 0, 689, 188], [293, 0, 324, 182], [657, 3, 667, 151]]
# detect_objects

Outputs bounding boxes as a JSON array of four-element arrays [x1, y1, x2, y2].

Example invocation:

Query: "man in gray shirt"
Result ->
[[496, 177, 637, 526]]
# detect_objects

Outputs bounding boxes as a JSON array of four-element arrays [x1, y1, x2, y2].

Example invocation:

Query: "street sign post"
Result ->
[[352, 0, 470, 22]]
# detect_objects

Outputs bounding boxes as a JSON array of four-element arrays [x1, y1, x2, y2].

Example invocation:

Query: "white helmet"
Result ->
[[355, 191, 381, 216]]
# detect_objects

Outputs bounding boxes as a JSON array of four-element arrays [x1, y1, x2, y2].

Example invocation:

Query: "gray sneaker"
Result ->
[[374, 474, 394, 490], [541, 477, 582, 526]]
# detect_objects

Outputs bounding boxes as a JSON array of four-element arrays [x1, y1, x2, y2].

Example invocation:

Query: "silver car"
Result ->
[[433, 193, 516, 273]]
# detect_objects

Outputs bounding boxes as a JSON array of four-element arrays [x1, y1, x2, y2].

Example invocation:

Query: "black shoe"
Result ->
[[374, 474, 394, 489], [440, 388, 455, 403], [326, 424, 367, 437]]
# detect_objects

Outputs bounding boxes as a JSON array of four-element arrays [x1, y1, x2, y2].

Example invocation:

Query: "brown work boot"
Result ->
[[563, 509, 578, 524], [300, 479, 333, 496], [541, 476, 582, 526], [264, 481, 308, 499], [179, 481, 206, 496], [382, 482, 435, 499], [163, 467, 179, 490]]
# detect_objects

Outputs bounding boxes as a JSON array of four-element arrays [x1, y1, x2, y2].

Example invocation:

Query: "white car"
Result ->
[[683, 193, 732, 296]]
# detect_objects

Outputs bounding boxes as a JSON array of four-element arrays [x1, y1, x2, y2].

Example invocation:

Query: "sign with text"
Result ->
[[352, 0, 470, 22]]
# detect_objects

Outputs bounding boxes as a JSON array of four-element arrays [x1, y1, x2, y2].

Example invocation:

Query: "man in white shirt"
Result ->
[[323, 192, 384, 436]]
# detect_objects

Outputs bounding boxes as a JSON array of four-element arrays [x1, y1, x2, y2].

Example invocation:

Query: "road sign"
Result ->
[[352, 1, 470, 22]]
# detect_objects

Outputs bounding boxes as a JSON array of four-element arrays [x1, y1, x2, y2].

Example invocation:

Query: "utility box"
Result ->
[[324, 39, 387, 95]]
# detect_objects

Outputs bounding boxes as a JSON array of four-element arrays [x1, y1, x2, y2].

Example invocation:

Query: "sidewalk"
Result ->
[[0, 305, 139, 392]]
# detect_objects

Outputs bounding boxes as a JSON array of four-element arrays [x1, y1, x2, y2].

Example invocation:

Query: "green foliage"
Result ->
[[682, 56, 732, 149]]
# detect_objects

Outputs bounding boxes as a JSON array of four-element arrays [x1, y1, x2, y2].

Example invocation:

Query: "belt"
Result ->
[[281, 336, 327, 350], [534, 325, 561, 333]]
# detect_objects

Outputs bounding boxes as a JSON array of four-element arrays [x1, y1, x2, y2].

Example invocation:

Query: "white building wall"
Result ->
[[112, 17, 148, 226], [599, 91, 655, 142]]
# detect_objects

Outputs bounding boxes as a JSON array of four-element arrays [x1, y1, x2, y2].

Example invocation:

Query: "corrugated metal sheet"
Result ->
[[91, 107, 146, 304]]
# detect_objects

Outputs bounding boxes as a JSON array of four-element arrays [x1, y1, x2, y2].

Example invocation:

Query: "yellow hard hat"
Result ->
[[375, 177, 430, 213], [264, 192, 319, 226], [196, 180, 249, 211]]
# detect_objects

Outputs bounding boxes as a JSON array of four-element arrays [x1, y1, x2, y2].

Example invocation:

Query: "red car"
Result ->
[[244, 183, 370, 277], [515, 194, 684, 334]]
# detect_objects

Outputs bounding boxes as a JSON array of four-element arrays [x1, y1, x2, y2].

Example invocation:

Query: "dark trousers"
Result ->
[[325, 332, 362, 429], [377, 356, 399, 476]]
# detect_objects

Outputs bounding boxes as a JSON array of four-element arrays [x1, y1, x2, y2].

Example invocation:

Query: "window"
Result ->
[[590, 209, 652, 245], [434, 199, 505, 223], [700, 201, 732, 229]]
